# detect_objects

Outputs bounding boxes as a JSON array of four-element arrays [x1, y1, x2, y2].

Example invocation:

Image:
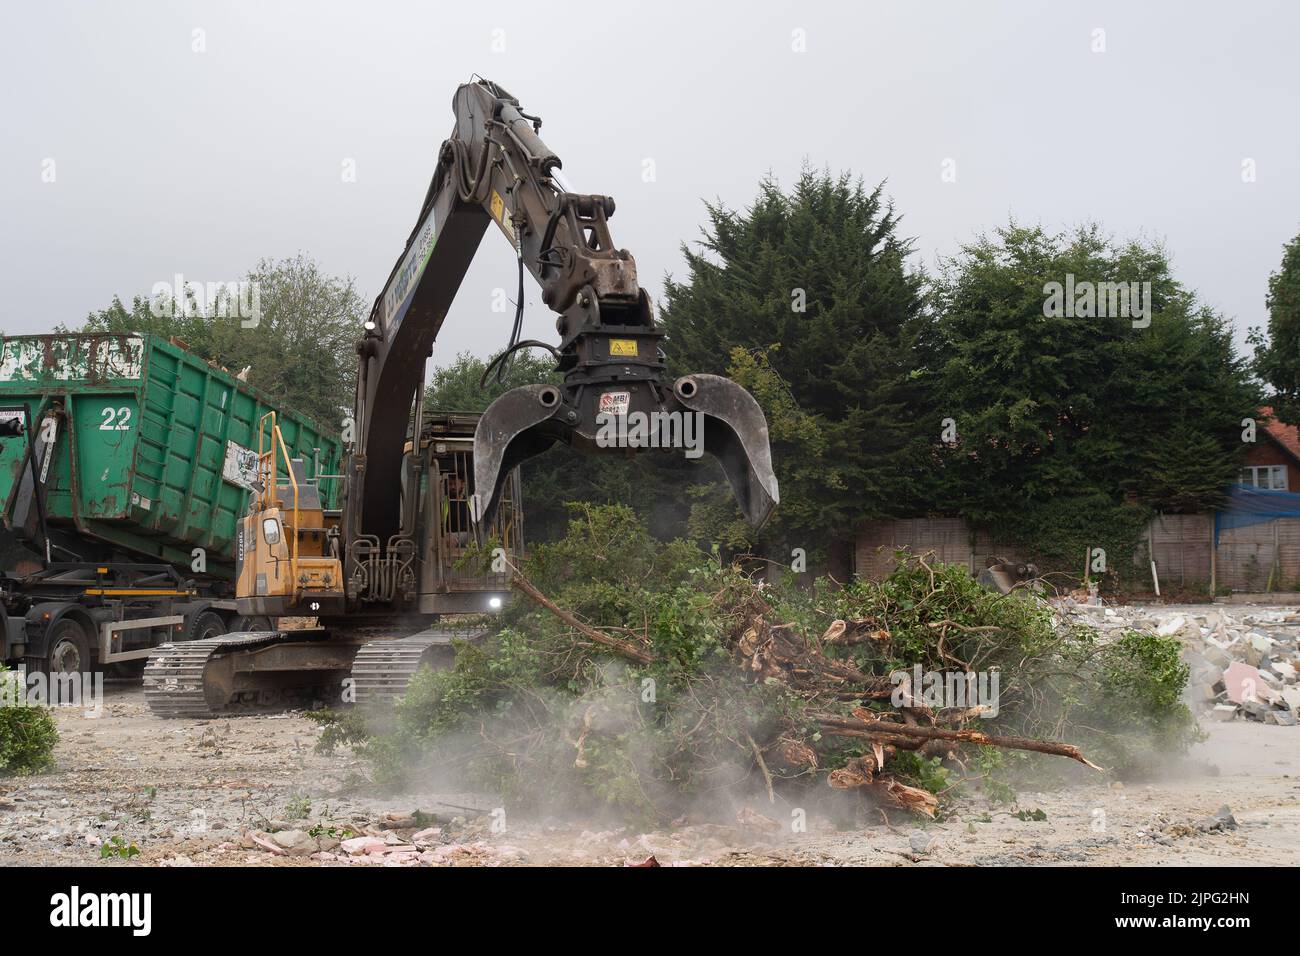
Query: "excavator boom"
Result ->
[[350, 78, 778, 548], [144, 78, 779, 718]]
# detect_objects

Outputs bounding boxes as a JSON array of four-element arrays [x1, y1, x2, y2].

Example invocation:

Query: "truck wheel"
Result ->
[[31, 618, 95, 676], [187, 611, 228, 643], [232, 615, 272, 632]]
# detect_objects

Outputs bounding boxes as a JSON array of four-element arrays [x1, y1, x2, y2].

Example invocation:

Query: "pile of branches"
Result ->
[[324, 505, 1194, 821], [513, 563, 1098, 819]]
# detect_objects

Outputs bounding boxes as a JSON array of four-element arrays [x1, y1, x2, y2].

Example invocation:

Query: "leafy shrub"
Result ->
[[0, 665, 59, 775]]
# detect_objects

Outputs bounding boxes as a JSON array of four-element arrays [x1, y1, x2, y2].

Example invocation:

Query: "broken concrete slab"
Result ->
[[1241, 699, 1271, 721], [269, 829, 319, 857], [340, 836, 388, 856], [1223, 662, 1276, 704], [1195, 805, 1238, 833], [1156, 615, 1187, 637], [248, 832, 286, 856], [1281, 686, 1300, 714]]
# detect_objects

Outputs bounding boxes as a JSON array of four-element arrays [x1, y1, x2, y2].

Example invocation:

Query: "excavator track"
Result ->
[[144, 632, 283, 718], [350, 626, 486, 704], [144, 630, 356, 718]]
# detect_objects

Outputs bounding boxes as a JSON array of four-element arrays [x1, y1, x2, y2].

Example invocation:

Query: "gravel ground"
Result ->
[[2, 679, 1297, 867]]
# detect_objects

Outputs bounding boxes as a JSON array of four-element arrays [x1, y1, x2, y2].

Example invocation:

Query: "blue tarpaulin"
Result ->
[[1214, 483, 1300, 544]]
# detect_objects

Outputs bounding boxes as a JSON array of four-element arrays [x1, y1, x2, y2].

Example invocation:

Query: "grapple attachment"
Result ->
[[471, 372, 779, 531]]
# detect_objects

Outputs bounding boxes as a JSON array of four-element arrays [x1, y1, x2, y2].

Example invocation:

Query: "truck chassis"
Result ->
[[1, 561, 260, 676]]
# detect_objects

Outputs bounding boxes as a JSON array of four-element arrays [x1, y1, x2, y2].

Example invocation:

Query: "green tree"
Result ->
[[659, 169, 940, 563], [424, 350, 559, 412], [685, 346, 833, 552], [72, 254, 362, 428], [207, 254, 362, 426], [932, 222, 1258, 572], [1251, 230, 1300, 425], [75, 294, 217, 354]]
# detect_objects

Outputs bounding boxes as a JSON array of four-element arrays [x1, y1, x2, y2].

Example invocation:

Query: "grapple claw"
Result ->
[[670, 374, 779, 529], [471, 371, 779, 532], [471, 384, 563, 529]]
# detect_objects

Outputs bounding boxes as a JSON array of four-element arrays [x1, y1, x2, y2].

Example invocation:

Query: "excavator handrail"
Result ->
[[257, 411, 300, 589]]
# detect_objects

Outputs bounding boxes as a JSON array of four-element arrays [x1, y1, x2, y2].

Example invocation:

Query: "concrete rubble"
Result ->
[[1134, 804, 1239, 845], [239, 815, 528, 867], [1053, 599, 1300, 725], [8, 683, 1296, 867]]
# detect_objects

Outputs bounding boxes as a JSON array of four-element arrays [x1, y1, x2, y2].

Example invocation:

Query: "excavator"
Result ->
[[142, 77, 779, 716]]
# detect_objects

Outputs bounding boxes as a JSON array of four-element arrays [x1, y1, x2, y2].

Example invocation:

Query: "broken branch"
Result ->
[[511, 572, 654, 664], [814, 712, 1102, 771]]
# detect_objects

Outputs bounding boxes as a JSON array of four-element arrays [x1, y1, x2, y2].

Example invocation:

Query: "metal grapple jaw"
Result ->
[[471, 373, 779, 532]]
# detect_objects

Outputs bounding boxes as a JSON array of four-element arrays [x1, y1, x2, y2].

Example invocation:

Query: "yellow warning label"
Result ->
[[609, 339, 638, 357], [490, 190, 515, 240]]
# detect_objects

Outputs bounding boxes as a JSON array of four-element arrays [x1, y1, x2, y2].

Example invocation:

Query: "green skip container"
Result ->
[[0, 333, 342, 580]]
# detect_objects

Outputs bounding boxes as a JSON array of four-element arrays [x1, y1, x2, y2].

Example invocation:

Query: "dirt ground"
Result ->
[[2, 678, 1298, 867]]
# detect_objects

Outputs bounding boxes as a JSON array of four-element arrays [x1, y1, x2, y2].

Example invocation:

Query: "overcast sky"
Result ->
[[3, 0, 1297, 366]]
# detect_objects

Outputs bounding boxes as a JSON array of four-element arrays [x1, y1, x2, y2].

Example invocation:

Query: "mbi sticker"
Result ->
[[598, 391, 630, 417]]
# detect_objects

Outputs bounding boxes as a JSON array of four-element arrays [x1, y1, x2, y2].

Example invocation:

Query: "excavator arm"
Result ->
[[347, 77, 778, 553], [142, 77, 780, 718]]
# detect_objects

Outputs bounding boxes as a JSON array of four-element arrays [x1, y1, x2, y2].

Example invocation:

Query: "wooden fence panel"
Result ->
[[855, 518, 1024, 580], [853, 513, 1293, 593], [1148, 514, 1213, 588]]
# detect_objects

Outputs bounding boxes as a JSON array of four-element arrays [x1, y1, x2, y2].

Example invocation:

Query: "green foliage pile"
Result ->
[[318, 506, 1197, 821], [813, 558, 1199, 769], [0, 666, 59, 775]]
